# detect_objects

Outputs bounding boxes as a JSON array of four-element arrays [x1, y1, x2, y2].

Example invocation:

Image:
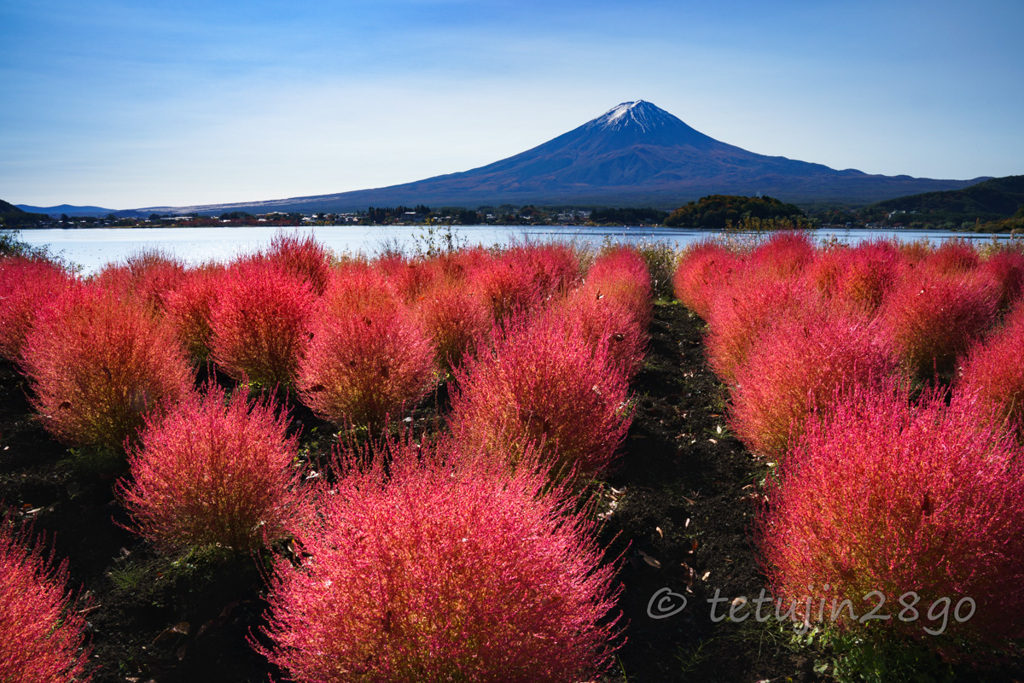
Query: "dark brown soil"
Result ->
[[2, 301, 1019, 682]]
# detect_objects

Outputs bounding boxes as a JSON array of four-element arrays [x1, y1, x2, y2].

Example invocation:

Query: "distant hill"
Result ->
[[132, 100, 985, 216], [15, 203, 118, 218], [665, 194, 809, 229], [871, 175, 1024, 225], [1, 199, 49, 227]]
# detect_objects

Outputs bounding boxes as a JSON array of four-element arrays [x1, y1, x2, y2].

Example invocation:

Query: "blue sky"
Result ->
[[2, 0, 1022, 209]]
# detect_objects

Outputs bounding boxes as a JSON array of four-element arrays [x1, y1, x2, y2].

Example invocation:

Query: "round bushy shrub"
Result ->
[[925, 238, 980, 276], [979, 249, 1024, 311], [262, 231, 333, 296], [0, 516, 91, 683], [730, 310, 901, 458], [748, 230, 815, 280], [0, 256, 76, 362], [704, 270, 816, 383], [758, 382, 1024, 653], [672, 240, 741, 320], [585, 245, 653, 331], [93, 249, 188, 315], [256, 436, 622, 682], [298, 304, 436, 430], [549, 287, 647, 381], [448, 314, 631, 482], [20, 286, 192, 452], [413, 282, 491, 372], [163, 264, 224, 364], [957, 307, 1024, 431], [208, 261, 317, 389], [879, 270, 1000, 379], [120, 383, 302, 552]]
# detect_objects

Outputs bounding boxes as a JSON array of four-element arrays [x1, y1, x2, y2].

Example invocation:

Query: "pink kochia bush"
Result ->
[[261, 231, 333, 296], [208, 261, 317, 388], [671, 240, 741, 321], [413, 283, 491, 372], [0, 256, 76, 362], [551, 287, 647, 381], [119, 384, 302, 552], [805, 240, 902, 317], [467, 243, 582, 322], [758, 382, 1024, 651], [748, 231, 815, 280], [162, 264, 224, 364], [584, 246, 653, 330], [20, 286, 192, 451], [924, 237, 979, 276], [956, 306, 1024, 431], [704, 270, 815, 384], [298, 303, 436, 430], [448, 314, 631, 482], [979, 249, 1024, 311], [730, 310, 901, 458], [879, 270, 1000, 379], [93, 249, 188, 315], [257, 436, 622, 682], [0, 517, 91, 683]]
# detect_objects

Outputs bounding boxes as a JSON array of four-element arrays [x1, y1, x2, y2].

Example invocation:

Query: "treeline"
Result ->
[[0, 200, 49, 228], [589, 207, 668, 225]]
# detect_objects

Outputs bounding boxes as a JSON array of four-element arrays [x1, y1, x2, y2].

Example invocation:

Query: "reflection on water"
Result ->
[[15, 224, 1010, 275]]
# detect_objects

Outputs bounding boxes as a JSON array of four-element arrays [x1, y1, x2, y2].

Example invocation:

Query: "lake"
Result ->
[[14, 224, 1011, 275]]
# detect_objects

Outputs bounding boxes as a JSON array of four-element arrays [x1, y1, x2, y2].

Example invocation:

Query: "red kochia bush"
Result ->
[[0, 256, 76, 362], [467, 243, 582, 322], [748, 231, 816, 280], [321, 261, 399, 317], [0, 517, 91, 683], [260, 231, 333, 296], [979, 249, 1024, 311], [119, 384, 302, 552], [257, 436, 622, 682], [448, 314, 631, 482], [209, 261, 316, 388], [375, 253, 440, 302], [957, 307, 1024, 431], [704, 270, 815, 384], [584, 246, 653, 330], [93, 249, 188, 314], [879, 270, 1000, 379], [163, 264, 224, 363], [832, 240, 903, 316], [758, 382, 1024, 651], [20, 286, 192, 451], [924, 238, 980, 275], [413, 283, 491, 372], [298, 303, 436, 430], [672, 241, 741, 320], [730, 310, 901, 458], [550, 287, 647, 381]]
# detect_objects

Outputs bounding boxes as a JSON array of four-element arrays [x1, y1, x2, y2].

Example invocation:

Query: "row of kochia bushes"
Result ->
[[0, 235, 656, 682], [674, 233, 1024, 669]]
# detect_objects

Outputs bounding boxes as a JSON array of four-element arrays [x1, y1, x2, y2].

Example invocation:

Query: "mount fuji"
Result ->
[[141, 100, 984, 215]]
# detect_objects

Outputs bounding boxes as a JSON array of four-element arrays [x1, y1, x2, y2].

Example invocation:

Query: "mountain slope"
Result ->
[[872, 175, 1024, 222], [133, 101, 986, 215]]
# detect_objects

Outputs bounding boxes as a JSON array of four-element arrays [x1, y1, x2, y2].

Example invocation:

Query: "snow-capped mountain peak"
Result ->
[[590, 100, 666, 133]]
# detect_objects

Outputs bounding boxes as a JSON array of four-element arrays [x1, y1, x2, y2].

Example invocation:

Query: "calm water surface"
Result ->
[[16, 224, 1010, 275]]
